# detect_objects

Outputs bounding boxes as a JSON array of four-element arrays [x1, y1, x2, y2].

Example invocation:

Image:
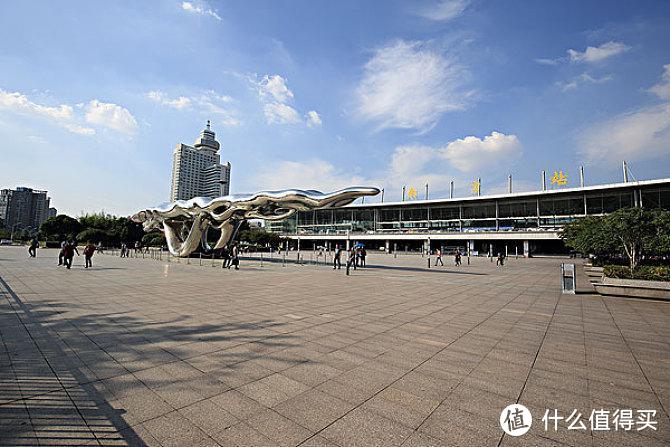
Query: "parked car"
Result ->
[[0, 239, 12, 245]]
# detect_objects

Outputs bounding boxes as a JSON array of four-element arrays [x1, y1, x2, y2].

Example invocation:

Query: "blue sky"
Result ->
[[1, 0, 669, 215]]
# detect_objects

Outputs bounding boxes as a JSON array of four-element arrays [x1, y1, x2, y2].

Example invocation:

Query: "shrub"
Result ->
[[604, 265, 670, 282]]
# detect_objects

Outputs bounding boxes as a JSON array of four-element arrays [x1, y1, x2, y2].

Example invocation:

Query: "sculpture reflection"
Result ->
[[131, 187, 380, 257]]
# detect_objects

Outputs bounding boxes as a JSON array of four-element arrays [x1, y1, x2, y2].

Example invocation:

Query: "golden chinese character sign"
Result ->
[[551, 170, 568, 186], [407, 186, 418, 200], [471, 179, 480, 195]]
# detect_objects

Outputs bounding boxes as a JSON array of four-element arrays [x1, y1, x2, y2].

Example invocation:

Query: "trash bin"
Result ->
[[561, 263, 576, 294]]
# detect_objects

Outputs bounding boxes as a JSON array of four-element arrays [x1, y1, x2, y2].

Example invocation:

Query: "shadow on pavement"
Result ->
[[0, 275, 297, 446]]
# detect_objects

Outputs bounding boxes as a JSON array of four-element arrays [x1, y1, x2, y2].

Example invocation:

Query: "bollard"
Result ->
[[428, 258, 431, 268], [282, 252, 286, 267], [187, 256, 190, 265], [467, 255, 470, 265], [346, 262, 350, 276], [211, 254, 215, 267], [260, 251, 263, 267]]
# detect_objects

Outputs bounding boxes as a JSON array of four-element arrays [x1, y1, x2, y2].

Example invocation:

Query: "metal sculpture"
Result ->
[[131, 187, 380, 257]]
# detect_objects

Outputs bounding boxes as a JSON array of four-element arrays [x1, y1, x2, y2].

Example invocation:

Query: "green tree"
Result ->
[[77, 228, 109, 244], [561, 216, 617, 258], [142, 232, 166, 247], [40, 215, 82, 241], [606, 208, 658, 270], [562, 208, 670, 271]]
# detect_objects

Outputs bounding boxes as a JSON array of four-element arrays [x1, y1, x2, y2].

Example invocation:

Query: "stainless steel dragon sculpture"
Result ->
[[131, 187, 379, 257]]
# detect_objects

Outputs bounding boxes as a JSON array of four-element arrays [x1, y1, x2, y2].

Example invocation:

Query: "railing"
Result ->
[[100, 247, 339, 269]]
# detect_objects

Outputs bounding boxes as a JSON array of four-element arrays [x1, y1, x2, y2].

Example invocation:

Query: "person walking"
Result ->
[[455, 250, 461, 266], [221, 246, 231, 269], [58, 240, 67, 265], [333, 244, 342, 270], [83, 242, 96, 268], [63, 241, 79, 269], [360, 247, 367, 267], [346, 247, 357, 271], [435, 248, 444, 266], [230, 243, 240, 270], [120, 242, 127, 258], [28, 237, 39, 258], [496, 252, 505, 267]]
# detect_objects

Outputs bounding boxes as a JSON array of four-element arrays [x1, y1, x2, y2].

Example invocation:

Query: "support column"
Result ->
[[385, 240, 390, 253], [346, 239, 350, 251], [468, 240, 475, 255], [523, 240, 530, 258]]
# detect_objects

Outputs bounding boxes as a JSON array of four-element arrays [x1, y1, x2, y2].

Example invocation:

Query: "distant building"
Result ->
[[0, 187, 52, 231], [170, 121, 231, 202], [47, 207, 58, 218]]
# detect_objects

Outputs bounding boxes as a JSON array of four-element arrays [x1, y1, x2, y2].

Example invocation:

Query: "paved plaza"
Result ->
[[1, 246, 669, 446]]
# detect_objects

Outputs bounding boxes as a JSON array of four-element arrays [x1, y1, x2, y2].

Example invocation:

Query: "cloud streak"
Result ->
[[181, 1, 221, 21], [355, 40, 472, 133], [579, 64, 670, 164], [567, 41, 630, 63], [414, 0, 470, 22]]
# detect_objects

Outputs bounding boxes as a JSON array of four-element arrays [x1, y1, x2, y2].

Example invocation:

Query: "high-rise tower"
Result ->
[[170, 121, 231, 201]]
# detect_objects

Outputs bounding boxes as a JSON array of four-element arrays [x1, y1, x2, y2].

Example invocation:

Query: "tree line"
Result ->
[[561, 207, 670, 272], [17, 213, 286, 250]]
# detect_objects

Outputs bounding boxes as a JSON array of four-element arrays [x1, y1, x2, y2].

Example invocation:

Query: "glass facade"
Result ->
[[269, 182, 670, 236]]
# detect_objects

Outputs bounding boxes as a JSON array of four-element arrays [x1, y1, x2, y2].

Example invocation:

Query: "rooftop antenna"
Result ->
[[541, 170, 547, 191], [508, 175, 512, 194], [580, 166, 585, 187], [449, 180, 454, 199]]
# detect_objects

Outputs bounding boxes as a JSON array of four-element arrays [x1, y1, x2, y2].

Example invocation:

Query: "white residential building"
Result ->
[[170, 121, 231, 201]]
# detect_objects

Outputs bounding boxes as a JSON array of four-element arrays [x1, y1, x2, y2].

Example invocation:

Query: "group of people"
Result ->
[[221, 243, 240, 270], [433, 248, 461, 266], [56, 240, 96, 269], [332, 244, 367, 271]]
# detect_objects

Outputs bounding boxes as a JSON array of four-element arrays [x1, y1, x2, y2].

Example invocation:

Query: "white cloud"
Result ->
[[579, 103, 670, 164], [264, 102, 301, 124], [415, 0, 470, 21], [305, 110, 322, 127], [567, 41, 630, 63], [534, 57, 561, 66], [254, 159, 370, 191], [181, 1, 221, 20], [649, 64, 670, 100], [579, 64, 670, 164], [251, 131, 522, 201], [0, 89, 73, 119], [85, 100, 138, 135], [557, 73, 613, 91], [255, 75, 294, 103], [250, 74, 319, 127], [147, 91, 191, 109], [146, 90, 240, 126], [441, 131, 522, 172], [0, 89, 95, 135], [355, 40, 471, 132], [63, 123, 96, 135]]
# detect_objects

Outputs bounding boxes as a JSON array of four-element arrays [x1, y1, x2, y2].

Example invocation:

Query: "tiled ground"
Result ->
[[0, 246, 669, 446]]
